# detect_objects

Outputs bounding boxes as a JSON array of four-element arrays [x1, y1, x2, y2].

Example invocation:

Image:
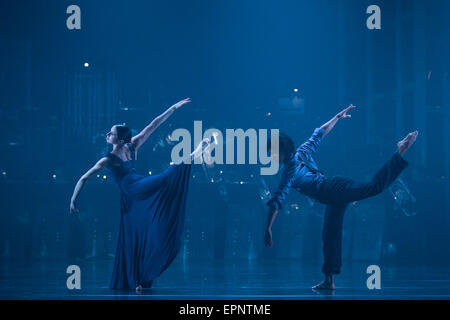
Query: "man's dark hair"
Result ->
[[267, 132, 295, 163], [115, 124, 132, 143]]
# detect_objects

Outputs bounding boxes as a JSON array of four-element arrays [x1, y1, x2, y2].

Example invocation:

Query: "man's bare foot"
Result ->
[[397, 131, 418, 155], [135, 285, 142, 293], [312, 276, 335, 290]]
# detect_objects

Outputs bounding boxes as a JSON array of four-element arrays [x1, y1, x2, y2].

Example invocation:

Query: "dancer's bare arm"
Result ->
[[320, 104, 356, 137], [264, 164, 294, 247], [70, 157, 111, 214], [131, 98, 191, 151], [264, 207, 278, 247]]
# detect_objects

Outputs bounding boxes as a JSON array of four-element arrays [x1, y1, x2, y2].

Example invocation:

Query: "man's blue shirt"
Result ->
[[267, 128, 326, 210]]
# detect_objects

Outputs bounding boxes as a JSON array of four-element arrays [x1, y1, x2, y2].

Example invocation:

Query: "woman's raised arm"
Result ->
[[131, 98, 191, 151]]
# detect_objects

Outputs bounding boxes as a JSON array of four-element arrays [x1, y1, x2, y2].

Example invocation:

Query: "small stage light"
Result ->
[[148, 171, 152, 175], [52, 174, 56, 179], [2, 171, 6, 176], [266, 112, 271, 116], [103, 175, 107, 179], [293, 88, 298, 92], [84, 62, 89, 67]]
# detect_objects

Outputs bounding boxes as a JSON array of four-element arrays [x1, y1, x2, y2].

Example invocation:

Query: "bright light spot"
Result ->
[[293, 88, 298, 92], [2, 171, 6, 175], [240, 181, 244, 185], [148, 171, 152, 175], [52, 174, 56, 179], [267, 112, 271, 116], [212, 132, 219, 144], [170, 162, 174, 165], [84, 62, 89, 67], [103, 175, 107, 179]]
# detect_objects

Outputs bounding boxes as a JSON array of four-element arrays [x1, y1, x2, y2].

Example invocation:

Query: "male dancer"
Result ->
[[264, 104, 418, 290]]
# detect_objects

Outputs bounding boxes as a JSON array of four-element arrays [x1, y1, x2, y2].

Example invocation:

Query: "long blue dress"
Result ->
[[105, 143, 191, 289]]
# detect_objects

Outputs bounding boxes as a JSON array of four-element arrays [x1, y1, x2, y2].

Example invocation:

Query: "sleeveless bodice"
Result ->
[[105, 143, 138, 183]]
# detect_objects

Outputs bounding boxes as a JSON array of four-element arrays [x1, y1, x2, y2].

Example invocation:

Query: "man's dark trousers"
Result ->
[[318, 152, 409, 275]]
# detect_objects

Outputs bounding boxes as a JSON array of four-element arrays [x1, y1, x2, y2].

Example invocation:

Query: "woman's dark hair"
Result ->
[[115, 124, 132, 143], [267, 132, 295, 163]]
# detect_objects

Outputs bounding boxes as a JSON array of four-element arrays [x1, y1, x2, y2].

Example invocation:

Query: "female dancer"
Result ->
[[69, 98, 210, 291], [264, 104, 418, 290]]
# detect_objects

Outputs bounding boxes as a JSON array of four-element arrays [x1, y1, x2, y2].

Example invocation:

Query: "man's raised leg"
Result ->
[[331, 131, 418, 204]]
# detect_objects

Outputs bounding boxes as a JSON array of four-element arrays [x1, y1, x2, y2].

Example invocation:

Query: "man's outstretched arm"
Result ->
[[320, 104, 356, 137], [296, 104, 355, 161], [264, 168, 293, 247]]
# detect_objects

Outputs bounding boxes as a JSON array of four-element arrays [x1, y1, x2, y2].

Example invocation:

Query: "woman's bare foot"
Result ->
[[397, 131, 418, 155], [312, 276, 335, 290], [191, 138, 211, 160], [135, 284, 142, 293]]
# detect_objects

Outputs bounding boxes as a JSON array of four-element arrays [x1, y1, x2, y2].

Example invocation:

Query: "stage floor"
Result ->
[[0, 259, 449, 300]]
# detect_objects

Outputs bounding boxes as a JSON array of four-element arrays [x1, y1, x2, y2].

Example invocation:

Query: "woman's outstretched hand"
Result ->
[[171, 98, 191, 110], [336, 104, 356, 119], [70, 201, 79, 214]]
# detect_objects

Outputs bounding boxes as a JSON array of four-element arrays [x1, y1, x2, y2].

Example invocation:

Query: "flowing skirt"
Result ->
[[110, 162, 191, 289]]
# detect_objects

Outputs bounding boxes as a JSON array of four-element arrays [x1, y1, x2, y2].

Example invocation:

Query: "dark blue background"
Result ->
[[0, 0, 448, 274]]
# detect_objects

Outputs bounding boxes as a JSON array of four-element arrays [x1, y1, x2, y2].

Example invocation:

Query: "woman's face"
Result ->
[[106, 126, 120, 145]]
